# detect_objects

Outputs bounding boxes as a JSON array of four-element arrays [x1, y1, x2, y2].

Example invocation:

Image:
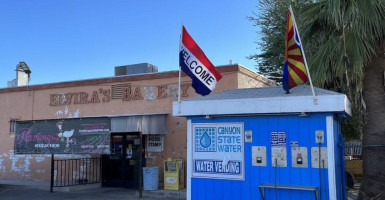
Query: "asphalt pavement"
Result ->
[[0, 185, 179, 200], [0, 181, 358, 200]]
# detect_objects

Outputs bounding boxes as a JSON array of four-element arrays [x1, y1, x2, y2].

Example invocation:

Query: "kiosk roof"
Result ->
[[173, 85, 351, 117]]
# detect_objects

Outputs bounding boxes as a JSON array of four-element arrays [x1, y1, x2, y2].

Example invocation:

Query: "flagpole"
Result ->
[[178, 23, 183, 113], [289, 5, 318, 105], [178, 67, 181, 113]]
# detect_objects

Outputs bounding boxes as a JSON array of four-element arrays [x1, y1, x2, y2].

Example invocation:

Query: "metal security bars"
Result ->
[[344, 141, 362, 157], [51, 157, 101, 190]]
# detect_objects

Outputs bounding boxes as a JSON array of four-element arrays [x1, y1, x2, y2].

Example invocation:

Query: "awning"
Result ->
[[110, 113, 167, 134]]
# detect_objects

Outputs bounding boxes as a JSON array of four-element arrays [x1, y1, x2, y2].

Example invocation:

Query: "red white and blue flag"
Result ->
[[179, 26, 222, 96]]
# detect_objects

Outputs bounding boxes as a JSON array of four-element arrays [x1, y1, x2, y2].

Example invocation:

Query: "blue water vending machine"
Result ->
[[173, 85, 350, 200]]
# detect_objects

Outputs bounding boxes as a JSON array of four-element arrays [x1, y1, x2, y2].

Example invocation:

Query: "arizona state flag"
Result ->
[[282, 7, 308, 93], [179, 26, 222, 96]]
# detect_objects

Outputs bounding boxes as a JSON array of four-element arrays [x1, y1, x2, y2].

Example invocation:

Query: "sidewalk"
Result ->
[[347, 183, 360, 200], [0, 181, 360, 200], [0, 180, 185, 200]]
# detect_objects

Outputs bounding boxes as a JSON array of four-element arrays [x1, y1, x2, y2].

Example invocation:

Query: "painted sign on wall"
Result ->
[[49, 83, 191, 106], [192, 123, 244, 180], [146, 134, 164, 152], [15, 118, 111, 154]]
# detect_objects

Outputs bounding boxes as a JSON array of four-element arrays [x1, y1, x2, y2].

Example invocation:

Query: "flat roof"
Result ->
[[0, 64, 274, 93], [173, 85, 351, 117]]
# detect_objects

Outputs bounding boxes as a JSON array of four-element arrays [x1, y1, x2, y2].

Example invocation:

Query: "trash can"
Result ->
[[164, 158, 185, 190], [142, 167, 159, 190]]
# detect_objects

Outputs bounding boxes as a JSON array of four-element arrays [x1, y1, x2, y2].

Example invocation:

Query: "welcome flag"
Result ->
[[282, 7, 308, 93], [179, 26, 222, 96]]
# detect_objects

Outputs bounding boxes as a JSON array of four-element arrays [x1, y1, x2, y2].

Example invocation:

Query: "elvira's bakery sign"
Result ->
[[49, 83, 191, 106]]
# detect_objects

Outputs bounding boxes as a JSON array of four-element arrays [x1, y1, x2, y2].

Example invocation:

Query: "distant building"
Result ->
[[0, 63, 275, 189]]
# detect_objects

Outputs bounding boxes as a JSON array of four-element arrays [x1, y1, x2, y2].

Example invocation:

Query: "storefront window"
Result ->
[[110, 135, 123, 159], [9, 119, 17, 133]]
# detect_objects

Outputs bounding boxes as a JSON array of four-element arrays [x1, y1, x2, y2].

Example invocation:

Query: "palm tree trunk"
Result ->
[[359, 55, 385, 199]]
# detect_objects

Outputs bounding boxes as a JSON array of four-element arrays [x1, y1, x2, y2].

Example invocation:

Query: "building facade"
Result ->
[[0, 64, 275, 187]]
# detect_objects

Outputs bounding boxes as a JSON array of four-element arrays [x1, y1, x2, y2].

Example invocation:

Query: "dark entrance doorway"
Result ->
[[102, 132, 144, 188]]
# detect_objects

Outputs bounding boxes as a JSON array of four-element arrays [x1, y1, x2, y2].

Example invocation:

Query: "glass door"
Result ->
[[102, 133, 143, 188]]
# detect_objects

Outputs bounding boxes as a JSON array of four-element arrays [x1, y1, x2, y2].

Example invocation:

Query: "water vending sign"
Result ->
[[192, 123, 244, 180]]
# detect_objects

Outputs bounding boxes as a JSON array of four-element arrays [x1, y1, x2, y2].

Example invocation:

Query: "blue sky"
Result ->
[[0, 0, 260, 88]]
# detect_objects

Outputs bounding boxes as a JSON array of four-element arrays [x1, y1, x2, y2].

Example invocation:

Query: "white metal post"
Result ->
[[289, 6, 318, 105]]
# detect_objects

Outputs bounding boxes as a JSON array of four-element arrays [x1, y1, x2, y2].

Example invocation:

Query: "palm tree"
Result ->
[[300, 0, 385, 199]]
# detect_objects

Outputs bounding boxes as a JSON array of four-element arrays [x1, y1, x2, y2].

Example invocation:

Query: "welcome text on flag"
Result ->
[[180, 48, 216, 89]]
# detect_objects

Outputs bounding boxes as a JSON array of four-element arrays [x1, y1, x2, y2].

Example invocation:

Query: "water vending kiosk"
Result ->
[[173, 85, 350, 200]]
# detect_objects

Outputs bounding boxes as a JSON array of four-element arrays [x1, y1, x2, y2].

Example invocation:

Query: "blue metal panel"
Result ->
[[334, 118, 347, 200], [189, 113, 343, 200], [339, 133, 347, 200]]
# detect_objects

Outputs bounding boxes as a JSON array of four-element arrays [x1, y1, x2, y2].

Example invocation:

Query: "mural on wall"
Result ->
[[0, 150, 33, 179], [0, 150, 92, 178], [55, 106, 81, 118]]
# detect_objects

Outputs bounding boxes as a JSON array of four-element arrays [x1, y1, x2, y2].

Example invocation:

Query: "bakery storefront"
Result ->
[[0, 63, 275, 189]]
